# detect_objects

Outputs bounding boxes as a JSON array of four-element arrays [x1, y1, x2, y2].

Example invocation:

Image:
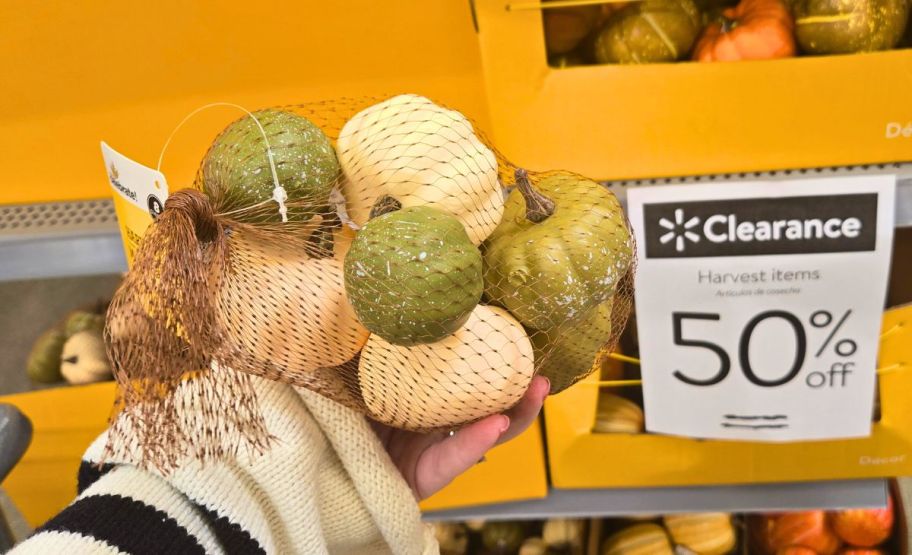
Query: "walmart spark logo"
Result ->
[[659, 208, 701, 252]]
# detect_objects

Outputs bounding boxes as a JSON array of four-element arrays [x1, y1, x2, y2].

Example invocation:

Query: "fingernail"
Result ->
[[542, 377, 551, 395], [498, 415, 510, 434]]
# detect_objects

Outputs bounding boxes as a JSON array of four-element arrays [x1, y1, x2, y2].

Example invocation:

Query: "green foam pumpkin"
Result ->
[[794, 0, 909, 53], [532, 301, 613, 394], [26, 328, 66, 383], [64, 310, 105, 337], [202, 109, 340, 222], [344, 205, 483, 346], [593, 0, 703, 63], [482, 170, 632, 331]]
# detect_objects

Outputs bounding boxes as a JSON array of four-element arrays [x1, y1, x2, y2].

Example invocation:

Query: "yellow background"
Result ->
[[0, 1, 490, 205]]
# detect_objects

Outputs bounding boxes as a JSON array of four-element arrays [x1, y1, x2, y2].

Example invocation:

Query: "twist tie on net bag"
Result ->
[[157, 102, 289, 222]]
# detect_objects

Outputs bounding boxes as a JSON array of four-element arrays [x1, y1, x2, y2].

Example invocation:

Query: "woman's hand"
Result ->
[[372, 375, 550, 500]]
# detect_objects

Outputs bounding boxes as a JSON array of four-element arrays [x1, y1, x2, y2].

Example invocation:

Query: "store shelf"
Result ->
[[2, 165, 910, 282], [423, 480, 890, 522], [0, 200, 124, 282]]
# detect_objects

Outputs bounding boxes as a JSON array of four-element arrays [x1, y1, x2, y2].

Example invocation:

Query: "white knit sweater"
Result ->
[[10, 377, 439, 554]]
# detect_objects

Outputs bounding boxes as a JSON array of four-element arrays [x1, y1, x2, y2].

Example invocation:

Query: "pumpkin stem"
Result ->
[[515, 168, 555, 223], [308, 211, 340, 258], [368, 195, 402, 219]]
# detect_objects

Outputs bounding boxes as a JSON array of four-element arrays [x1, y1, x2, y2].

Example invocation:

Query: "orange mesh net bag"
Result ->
[[104, 94, 636, 470]]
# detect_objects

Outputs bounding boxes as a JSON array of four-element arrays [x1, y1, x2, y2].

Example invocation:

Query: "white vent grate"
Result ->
[[604, 162, 912, 188], [0, 200, 118, 238]]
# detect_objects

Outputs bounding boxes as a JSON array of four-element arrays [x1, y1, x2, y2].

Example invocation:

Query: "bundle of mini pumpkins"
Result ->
[[544, 0, 910, 66], [104, 94, 634, 467]]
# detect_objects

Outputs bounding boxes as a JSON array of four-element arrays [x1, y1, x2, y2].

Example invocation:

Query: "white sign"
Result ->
[[101, 142, 168, 217], [100, 142, 169, 265], [627, 176, 896, 441]]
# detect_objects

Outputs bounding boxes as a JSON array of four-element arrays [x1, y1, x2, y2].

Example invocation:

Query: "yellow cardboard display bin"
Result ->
[[420, 419, 548, 512], [1, 384, 546, 527], [0, 382, 115, 527], [545, 303, 912, 488], [473, 0, 912, 181]]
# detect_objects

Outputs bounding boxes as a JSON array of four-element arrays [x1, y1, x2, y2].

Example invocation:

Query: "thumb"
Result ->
[[413, 414, 510, 500]]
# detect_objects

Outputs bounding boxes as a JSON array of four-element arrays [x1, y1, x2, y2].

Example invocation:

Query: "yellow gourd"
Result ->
[[519, 537, 547, 555], [216, 231, 369, 372], [543, 518, 586, 551], [663, 513, 736, 555], [592, 393, 645, 434], [337, 94, 504, 245], [602, 523, 674, 555], [358, 304, 535, 429]]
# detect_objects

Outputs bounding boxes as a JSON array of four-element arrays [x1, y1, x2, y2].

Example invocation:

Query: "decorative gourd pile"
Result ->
[[104, 94, 635, 469], [544, 0, 910, 66]]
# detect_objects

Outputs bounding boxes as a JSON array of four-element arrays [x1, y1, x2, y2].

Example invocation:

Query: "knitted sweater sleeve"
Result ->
[[9, 462, 241, 554], [8, 378, 437, 555]]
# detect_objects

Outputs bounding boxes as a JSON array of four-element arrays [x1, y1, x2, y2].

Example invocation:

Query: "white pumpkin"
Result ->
[[216, 231, 369, 374], [337, 94, 504, 245], [358, 304, 534, 429], [60, 330, 112, 385]]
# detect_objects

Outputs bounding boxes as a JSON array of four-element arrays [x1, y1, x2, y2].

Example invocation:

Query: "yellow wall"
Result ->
[[1, 1, 490, 205]]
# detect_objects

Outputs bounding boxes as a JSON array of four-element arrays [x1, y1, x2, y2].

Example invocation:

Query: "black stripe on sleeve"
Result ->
[[77, 461, 116, 494], [37, 493, 205, 555], [194, 503, 266, 555]]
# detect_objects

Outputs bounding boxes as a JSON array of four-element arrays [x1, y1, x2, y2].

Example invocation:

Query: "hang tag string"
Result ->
[[156, 102, 288, 222]]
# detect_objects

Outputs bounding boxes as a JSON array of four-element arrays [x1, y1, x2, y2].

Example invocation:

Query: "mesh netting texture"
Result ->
[[104, 94, 636, 469]]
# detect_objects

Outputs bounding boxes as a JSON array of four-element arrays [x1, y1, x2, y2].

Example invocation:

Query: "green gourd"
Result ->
[[532, 301, 613, 393], [794, 0, 909, 54], [64, 310, 105, 337], [26, 328, 67, 383], [593, 0, 702, 63], [202, 109, 340, 222], [344, 204, 483, 346], [483, 170, 632, 331], [481, 522, 526, 554]]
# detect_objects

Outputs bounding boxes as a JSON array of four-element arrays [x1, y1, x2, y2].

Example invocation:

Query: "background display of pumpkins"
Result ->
[[27, 303, 112, 386], [543, 0, 911, 66], [161, 94, 633, 431], [430, 498, 903, 554]]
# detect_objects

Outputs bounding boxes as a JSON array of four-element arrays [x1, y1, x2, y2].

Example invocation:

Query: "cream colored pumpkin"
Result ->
[[337, 94, 504, 245], [216, 231, 369, 374], [592, 393, 645, 434], [663, 513, 736, 555], [543, 519, 586, 549], [60, 330, 112, 385], [358, 304, 534, 429]]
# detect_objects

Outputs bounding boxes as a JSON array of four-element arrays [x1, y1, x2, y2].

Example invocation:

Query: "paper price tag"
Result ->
[[100, 142, 169, 267], [627, 176, 895, 441]]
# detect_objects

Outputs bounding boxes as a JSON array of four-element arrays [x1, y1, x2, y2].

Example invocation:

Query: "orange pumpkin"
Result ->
[[693, 0, 796, 61], [750, 511, 842, 555]]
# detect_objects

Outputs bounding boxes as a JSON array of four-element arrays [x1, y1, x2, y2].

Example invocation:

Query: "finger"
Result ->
[[497, 375, 549, 445], [413, 414, 510, 499]]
